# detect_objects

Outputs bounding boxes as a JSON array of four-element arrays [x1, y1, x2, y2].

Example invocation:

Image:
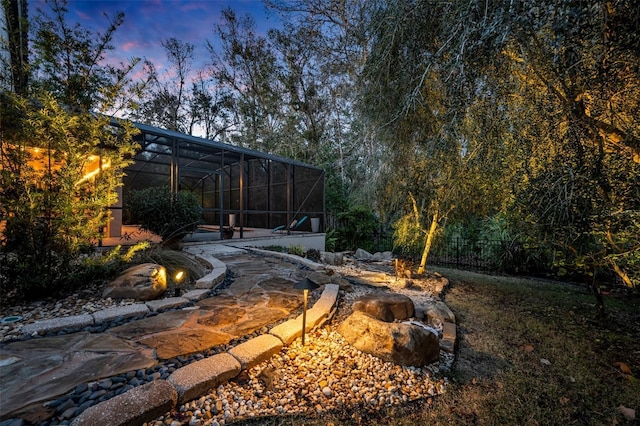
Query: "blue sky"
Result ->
[[43, 0, 280, 76]]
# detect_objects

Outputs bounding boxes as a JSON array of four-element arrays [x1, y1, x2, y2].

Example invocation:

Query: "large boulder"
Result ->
[[424, 300, 456, 325], [353, 292, 415, 322], [103, 263, 167, 301], [354, 248, 373, 260], [337, 311, 439, 366], [320, 251, 344, 266], [372, 251, 394, 262]]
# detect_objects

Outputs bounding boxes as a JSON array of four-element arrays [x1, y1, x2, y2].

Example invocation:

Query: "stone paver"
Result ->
[[70, 380, 177, 426], [441, 321, 456, 353], [0, 332, 156, 418], [92, 304, 150, 323], [182, 289, 210, 301], [168, 353, 241, 404], [246, 247, 325, 271], [184, 245, 235, 289], [0, 249, 457, 426], [269, 318, 303, 345], [145, 297, 190, 312], [425, 300, 456, 324], [21, 314, 94, 336], [228, 334, 284, 370]]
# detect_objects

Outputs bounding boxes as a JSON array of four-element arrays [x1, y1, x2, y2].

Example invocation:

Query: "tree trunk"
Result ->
[[590, 272, 606, 320], [417, 209, 439, 275]]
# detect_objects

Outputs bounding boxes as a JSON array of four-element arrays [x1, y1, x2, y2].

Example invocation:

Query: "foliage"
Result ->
[[31, 0, 148, 114], [359, 0, 639, 294], [287, 244, 305, 257], [324, 229, 337, 253], [126, 186, 202, 244], [335, 205, 380, 252], [0, 91, 139, 298], [73, 241, 151, 282], [0, 0, 146, 299]]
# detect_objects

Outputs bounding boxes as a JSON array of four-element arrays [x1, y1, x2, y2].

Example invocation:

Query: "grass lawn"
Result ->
[[234, 268, 640, 425]]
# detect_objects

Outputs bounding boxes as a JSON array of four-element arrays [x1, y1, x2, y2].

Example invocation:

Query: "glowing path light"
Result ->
[[294, 277, 319, 345]]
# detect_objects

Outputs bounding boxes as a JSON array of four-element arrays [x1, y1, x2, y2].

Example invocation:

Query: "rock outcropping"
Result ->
[[337, 310, 439, 366], [103, 263, 167, 301], [352, 292, 415, 322]]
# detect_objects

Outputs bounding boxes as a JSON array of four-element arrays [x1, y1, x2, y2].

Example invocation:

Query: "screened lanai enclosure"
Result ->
[[119, 122, 325, 240]]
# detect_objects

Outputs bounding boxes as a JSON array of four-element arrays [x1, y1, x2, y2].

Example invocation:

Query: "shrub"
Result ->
[[287, 244, 305, 256], [335, 205, 381, 252], [127, 186, 202, 244], [0, 92, 138, 300]]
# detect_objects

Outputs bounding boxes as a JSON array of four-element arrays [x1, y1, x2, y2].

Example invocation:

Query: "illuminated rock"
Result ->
[[337, 311, 439, 366], [352, 292, 415, 322], [103, 263, 167, 301]]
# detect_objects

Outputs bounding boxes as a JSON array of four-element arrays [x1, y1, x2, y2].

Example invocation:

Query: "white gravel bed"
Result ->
[[149, 327, 453, 426]]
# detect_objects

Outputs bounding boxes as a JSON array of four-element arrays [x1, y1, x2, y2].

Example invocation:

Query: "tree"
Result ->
[[0, 91, 139, 297], [207, 8, 282, 151], [132, 38, 196, 133], [488, 1, 640, 297], [1, 0, 29, 94], [1, 0, 145, 298], [265, 0, 387, 217], [188, 71, 235, 139], [31, 0, 144, 114], [358, 0, 639, 295]]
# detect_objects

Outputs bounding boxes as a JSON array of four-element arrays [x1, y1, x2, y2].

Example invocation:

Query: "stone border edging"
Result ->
[[67, 379, 177, 426], [189, 253, 227, 289], [19, 260, 228, 338], [240, 247, 326, 271], [70, 284, 340, 426]]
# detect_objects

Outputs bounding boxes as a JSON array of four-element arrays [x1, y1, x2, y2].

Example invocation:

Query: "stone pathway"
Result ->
[[0, 246, 458, 426], [0, 248, 333, 422]]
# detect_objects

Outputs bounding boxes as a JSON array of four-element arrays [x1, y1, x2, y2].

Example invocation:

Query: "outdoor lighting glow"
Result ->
[[174, 270, 185, 282], [294, 277, 319, 346], [76, 158, 111, 185]]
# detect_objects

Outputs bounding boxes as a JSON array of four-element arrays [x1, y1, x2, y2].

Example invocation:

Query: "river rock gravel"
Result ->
[[148, 327, 452, 426], [1, 252, 454, 425], [0, 283, 138, 342], [146, 275, 452, 426]]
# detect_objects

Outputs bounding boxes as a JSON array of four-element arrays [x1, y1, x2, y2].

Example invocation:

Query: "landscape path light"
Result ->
[[173, 269, 185, 296], [294, 277, 319, 345]]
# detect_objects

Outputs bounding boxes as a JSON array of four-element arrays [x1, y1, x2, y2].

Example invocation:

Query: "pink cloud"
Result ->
[[75, 11, 91, 21], [121, 41, 140, 52]]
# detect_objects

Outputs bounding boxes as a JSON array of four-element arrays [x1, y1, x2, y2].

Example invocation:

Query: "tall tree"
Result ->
[[1, 0, 29, 94], [265, 0, 386, 217], [1, 0, 145, 297], [31, 0, 143, 113], [361, 0, 639, 292], [207, 8, 282, 151], [132, 38, 195, 133]]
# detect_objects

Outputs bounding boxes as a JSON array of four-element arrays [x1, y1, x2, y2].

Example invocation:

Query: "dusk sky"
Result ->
[[41, 0, 281, 76]]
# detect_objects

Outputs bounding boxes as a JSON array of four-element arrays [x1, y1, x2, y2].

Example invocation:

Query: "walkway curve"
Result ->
[[70, 283, 340, 425]]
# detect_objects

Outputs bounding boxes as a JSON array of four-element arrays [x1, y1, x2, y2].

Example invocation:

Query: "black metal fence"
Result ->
[[428, 238, 552, 274], [361, 234, 552, 276]]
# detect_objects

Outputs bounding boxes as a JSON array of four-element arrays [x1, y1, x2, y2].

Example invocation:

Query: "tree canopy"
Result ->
[[1, 0, 638, 291]]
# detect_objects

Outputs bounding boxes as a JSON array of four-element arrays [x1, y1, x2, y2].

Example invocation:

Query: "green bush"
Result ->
[[0, 92, 139, 301], [335, 205, 381, 252], [324, 229, 338, 252], [127, 186, 202, 244]]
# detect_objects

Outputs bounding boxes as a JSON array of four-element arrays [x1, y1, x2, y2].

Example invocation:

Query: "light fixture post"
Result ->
[[302, 289, 309, 345], [294, 277, 319, 346]]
